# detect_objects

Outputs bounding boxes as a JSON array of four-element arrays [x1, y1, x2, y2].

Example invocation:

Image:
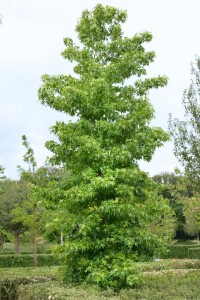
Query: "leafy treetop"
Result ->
[[39, 4, 168, 173]]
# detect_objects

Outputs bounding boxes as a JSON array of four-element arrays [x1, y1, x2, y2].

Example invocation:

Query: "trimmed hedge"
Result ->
[[1, 243, 52, 255], [17, 282, 108, 300], [0, 251, 32, 256], [1, 262, 200, 300], [187, 247, 200, 259], [0, 268, 57, 300], [137, 259, 200, 272], [164, 244, 200, 259], [0, 270, 55, 300], [0, 277, 54, 300], [0, 254, 61, 268], [16, 270, 200, 300]]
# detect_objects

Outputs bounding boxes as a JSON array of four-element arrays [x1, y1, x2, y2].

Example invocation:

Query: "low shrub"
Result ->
[[187, 247, 200, 259], [0, 251, 32, 256], [0, 267, 57, 300], [2, 243, 52, 254], [17, 282, 115, 300], [1, 262, 200, 299], [16, 269, 200, 300], [0, 277, 53, 300], [120, 269, 200, 300], [163, 244, 200, 259], [0, 254, 61, 268], [137, 259, 200, 272]]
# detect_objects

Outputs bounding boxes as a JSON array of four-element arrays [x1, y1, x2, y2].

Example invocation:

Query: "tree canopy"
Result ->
[[38, 4, 174, 289]]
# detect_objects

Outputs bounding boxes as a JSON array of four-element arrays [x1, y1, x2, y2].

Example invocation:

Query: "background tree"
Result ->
[[0, 179, 28, 253], [14, 137, 64, 262], [180, 196, 200, 240], [12, 183, 46, 253], [169, 56, 200, 183], [38, 4, 174, 289], [152, 172, 193, 238], [37, 166, 70, 245], [15, 135, 39, 267]]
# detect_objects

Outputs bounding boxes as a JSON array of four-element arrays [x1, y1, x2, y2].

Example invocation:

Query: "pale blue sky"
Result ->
[[1, 0, 200, 179]]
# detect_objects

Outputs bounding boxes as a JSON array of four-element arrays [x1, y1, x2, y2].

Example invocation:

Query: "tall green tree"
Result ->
[[169, 56, 200, 182], [38, 4, 173, 288]]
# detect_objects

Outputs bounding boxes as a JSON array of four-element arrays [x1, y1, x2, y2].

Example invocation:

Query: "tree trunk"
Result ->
[[33, 208, 37, 267], [15, 229, 20, 255], [60, 229, 63, 246], [197, 232, 200, 242]]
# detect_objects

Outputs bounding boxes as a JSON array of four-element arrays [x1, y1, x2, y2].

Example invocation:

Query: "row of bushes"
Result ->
[[0, 267, 57, 300], [1, 243, 52, 255], [0, 250, 52, 256], [1, 261, 200, 299], [0, 254, 61, 268], [0, 277, 54, 300], [7, 269, 200, 300], [164, 244, 200, 259], [137, 259, 200, 272]]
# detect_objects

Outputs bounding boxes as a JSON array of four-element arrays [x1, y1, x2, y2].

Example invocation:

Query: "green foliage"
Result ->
[[38, 4, 173, 289], [132, 270, 200, 300], [187, 247, 200, 258], [164, 243, 200, 259], [12, 186, 46, 235], [0, 178, 29, 252], [0, 254, 60, 268], [180, 197, 200, 239], [152, 172, 192, 238], [17, 282, 118, 300], [1, 263, 200, 299], [137, 258, 200, 271], [0, 267, 57, 300], [0, 242, 52, 254]]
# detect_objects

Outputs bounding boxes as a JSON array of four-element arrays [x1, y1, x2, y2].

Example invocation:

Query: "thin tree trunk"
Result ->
[[33, 208, 37, 267], [197, 232, 200, 242], [60, 229, 63, 246]]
